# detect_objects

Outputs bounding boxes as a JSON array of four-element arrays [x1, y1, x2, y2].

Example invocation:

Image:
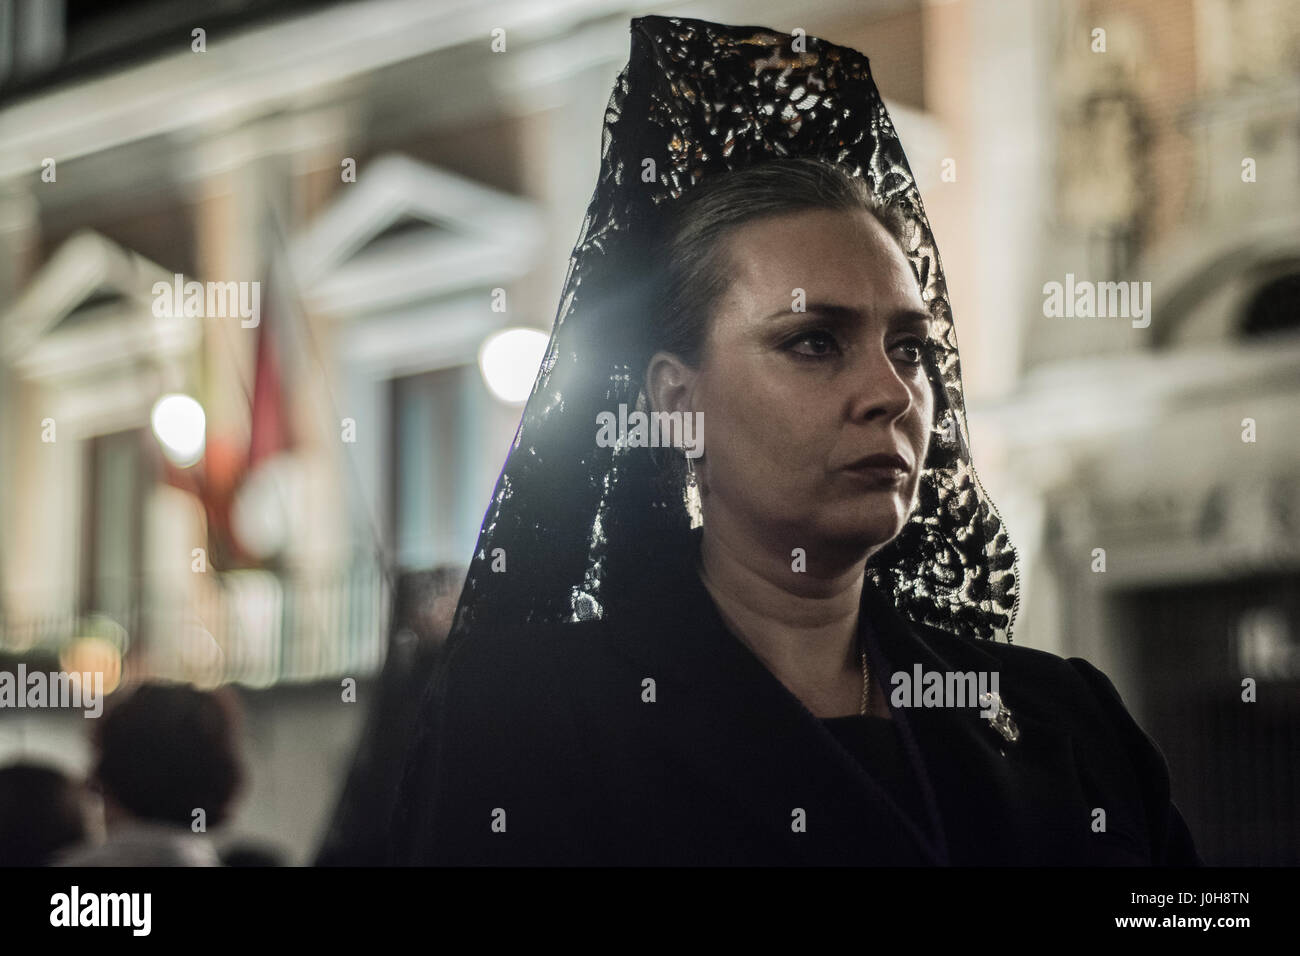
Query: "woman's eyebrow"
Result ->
[[761, 302, 933, 331], [759, 303, 862, 324], [890, 309, 934, 331]]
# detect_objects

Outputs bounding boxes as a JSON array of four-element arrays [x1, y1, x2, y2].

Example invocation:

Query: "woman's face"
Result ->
[[655, 206, 935, 566]]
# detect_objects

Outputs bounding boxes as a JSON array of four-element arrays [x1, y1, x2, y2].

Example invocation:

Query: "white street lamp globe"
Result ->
[[478, 328, 548, 404], [151, 393, 206, 467]]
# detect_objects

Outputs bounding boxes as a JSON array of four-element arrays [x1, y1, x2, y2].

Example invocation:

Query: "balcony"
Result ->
[[0, 563, 390, 692]]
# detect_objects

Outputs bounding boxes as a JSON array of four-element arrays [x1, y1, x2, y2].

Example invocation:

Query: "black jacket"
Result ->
[[395, 553, 1202, 866]]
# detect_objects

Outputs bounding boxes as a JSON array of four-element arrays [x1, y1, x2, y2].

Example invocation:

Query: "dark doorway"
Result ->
[[1115, 574, 1300, 865]]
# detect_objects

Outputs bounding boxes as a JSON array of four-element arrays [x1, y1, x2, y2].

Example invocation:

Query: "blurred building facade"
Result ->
[[996, 0, 1300, 864], [0, 0, 1294, 863]]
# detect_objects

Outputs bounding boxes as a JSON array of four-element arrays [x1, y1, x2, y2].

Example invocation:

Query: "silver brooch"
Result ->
[[980, 692, 1020, 744]]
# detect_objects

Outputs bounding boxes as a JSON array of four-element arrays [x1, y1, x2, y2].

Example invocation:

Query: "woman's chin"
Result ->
[[803, 513, 907, 561]]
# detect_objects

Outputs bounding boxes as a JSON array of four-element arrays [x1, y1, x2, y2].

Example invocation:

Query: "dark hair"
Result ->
[[0, 762, 87, 866], [651, 157, 914, 366], [94, 682, 244, 829]]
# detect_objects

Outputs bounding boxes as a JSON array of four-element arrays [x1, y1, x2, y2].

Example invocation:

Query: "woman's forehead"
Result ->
[[717, 207, 924, 312]]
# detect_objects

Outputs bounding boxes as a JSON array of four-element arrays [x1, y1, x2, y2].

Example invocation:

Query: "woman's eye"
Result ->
[[891, 336, 929, 365], [785, 330, 840, 358]]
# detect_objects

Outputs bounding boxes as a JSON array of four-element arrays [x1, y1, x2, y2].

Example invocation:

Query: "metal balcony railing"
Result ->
[[0, 563, 391, 690]]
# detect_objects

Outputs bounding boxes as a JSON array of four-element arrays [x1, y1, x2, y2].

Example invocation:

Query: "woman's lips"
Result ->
[[844, 452, 911, 472], [840, 452, 911, 487]]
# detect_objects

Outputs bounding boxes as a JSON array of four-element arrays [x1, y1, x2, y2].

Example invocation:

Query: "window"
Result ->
[[1241, 273, 1300, 339], [81, 428, 145, 620], [387, 364, 486, 570]]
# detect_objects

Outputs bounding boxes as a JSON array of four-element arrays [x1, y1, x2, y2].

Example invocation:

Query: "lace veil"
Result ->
[[451, 14, 1020, 647]]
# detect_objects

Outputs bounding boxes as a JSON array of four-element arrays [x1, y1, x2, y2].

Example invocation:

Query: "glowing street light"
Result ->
[[478, 327, 548, 404], [151, 393, 206, 467]]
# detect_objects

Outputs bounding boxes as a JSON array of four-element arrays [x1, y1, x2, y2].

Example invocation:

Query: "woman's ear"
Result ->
[[645, 350, 697, 416]]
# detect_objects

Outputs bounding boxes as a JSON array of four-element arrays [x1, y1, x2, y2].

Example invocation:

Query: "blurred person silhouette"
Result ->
[[315, 565, 463, 866], [0, 762, 89, 866], [57, 682, 244, 866], [219, 840, 286, 866]]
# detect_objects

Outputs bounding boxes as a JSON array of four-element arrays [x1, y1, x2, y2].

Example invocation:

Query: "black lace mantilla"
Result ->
[[450, 14, 1020, 645]]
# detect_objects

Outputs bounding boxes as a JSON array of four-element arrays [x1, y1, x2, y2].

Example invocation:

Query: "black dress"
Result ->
[[392, 529, 1202, 866], [821, 714, 930, 839]]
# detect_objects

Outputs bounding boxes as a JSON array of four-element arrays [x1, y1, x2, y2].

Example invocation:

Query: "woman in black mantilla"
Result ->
[[391, 15, 1201, 866]]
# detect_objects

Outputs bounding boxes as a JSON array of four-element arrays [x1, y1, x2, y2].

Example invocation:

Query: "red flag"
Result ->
[[155, 433, 248, 570], [155, 209, 300, 569], [248, 282, 293, 469], [227, 208, 303, 565]]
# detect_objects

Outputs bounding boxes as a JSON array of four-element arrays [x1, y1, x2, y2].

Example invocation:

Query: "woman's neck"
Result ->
[[696, 521, 883, 718]]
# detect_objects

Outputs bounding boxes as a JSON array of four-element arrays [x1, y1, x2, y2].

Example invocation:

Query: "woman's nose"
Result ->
[[845, 346, 917, 424]]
